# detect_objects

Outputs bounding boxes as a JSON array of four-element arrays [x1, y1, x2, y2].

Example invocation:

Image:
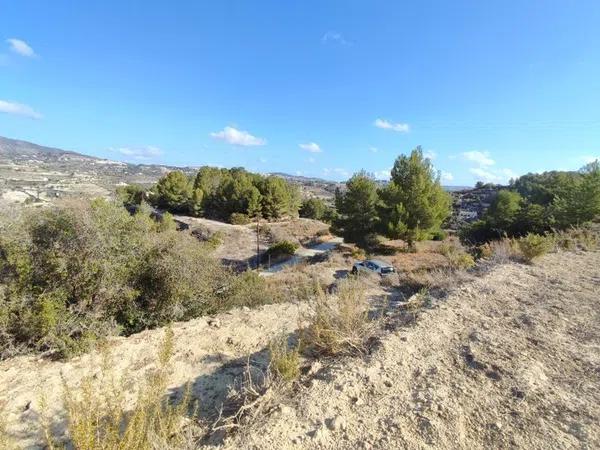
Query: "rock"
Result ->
[[208, 318, 221, 328], [242, 306, 250, 312], [327, 415, 347, 431], [310, 425, 329, 442], [279, 405, 294, 416]]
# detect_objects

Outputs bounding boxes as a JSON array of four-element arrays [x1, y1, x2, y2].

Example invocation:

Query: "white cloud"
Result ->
[[210, 126, 266, 146], [469, 167, 501, 183], [424, 150, 437, 160], [6, 38, 35, 57], [322, 31, 350, 46], [375, 168, 392, 180], [307, 157, 316, 163], [115, 146, 163, 161], [461, 151, 495, 166], [441, 171, 454, 182], [369, 146, 378, 153], [299, 142, 322, 153], [0, 99, 42, 119], [323, 167, 350, 179], [581, 155, 600, 164], [374, 118, 410, 133]]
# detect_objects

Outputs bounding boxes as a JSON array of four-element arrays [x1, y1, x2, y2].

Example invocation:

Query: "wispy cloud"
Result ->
[[374, 167, 392, 180], [299, 142, 322, 153], [469, 167, 501, 183], [323, 167, 350, 180], [307, 157, 316, 163], [441, 171, 454, 182], [6, 38, 35, 57], [114, 146, 163, 161], [424, 150, 437, 160], [0, 99, 42, 119], [461, 151, 495, 166], [369, 146, 378, 153], [580, 155, 600, 164], [374, 118, 410, 133], [321, 31, 351, 46], [210, 126, 266, 147]]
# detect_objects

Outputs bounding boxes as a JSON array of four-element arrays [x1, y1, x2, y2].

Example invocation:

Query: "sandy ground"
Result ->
[[1, 251, 599, 449], [0, 302, 309, 449], [223, 251, 600, 449]]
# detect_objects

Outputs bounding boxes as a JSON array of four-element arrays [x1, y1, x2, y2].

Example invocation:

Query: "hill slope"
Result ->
[[1, 251, 599, 448]]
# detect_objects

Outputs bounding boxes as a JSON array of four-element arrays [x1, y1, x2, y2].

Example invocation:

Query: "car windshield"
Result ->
[[380, 267, 395, 274]]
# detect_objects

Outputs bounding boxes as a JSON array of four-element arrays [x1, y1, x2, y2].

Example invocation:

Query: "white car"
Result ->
[[351, 259, 396, 276]]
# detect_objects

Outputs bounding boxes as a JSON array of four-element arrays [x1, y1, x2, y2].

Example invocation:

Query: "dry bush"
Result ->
[[399, 267, 473, 295], [553, 226, 600, 252], [483, 238, 523, 263], [268, 334, 300, 382], [300, 278, 378, 356], [212, 361, 285, 435], [437, 242, 475, 269], [48, 328, 192, 450]]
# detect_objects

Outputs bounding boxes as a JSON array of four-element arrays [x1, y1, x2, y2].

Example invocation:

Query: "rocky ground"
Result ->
[[224, 251, 600, 449], [1, 251, 598, 449]]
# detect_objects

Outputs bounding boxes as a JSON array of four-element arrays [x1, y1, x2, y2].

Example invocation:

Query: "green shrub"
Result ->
[[266, 240, 298, 258], [229, 212, 251, 225], [430, 229, 447, 241], [0, 200, 276, 360], [518, 233, 553, 263]]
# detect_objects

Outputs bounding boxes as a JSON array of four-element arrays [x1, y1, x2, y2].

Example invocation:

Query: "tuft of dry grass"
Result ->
[[47, 328, 192, 450], [268, 334, 300, 382], [300, 278, 378, 356], [0, 406, 18, 450], [437, 243, 475, 269]]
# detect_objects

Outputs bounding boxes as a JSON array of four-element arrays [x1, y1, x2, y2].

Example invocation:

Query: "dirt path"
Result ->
[[223, 251, 600, 449], [263, 237, 344, 274]]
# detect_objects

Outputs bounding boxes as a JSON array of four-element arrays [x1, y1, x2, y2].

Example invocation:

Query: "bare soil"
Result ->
[[1, 251, 599, 449], [223, 251, 600, 449]]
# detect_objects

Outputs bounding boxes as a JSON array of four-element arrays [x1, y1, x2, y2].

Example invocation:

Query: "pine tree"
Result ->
[[379, 147, 451, 249]]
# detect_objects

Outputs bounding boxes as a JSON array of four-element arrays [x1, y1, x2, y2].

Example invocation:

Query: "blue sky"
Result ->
[[1, 1, 600, 185]]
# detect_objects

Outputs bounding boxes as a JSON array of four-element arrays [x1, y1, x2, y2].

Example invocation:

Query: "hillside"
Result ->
[[1, 250, 598, 448]]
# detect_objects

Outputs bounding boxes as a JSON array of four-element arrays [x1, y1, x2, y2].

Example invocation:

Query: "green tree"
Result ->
[[299, 198, 327, 220], [154, 171, 192, 213], [379, 147, 452, 248], [333, 171, 379, 246]]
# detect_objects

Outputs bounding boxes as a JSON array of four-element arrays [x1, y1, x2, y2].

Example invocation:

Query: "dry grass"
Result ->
[[0, 406, 18, 450], [517, 233, 554, 263], [269, 334, 301, 382], [211, 361, 286, 436], [46, 328, 192, 450], [300, 278, 379, 356]]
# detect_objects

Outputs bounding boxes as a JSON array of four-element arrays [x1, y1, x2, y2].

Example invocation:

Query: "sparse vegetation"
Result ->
[[301, 278, 377, 356], [48, 328, 191, 450]]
